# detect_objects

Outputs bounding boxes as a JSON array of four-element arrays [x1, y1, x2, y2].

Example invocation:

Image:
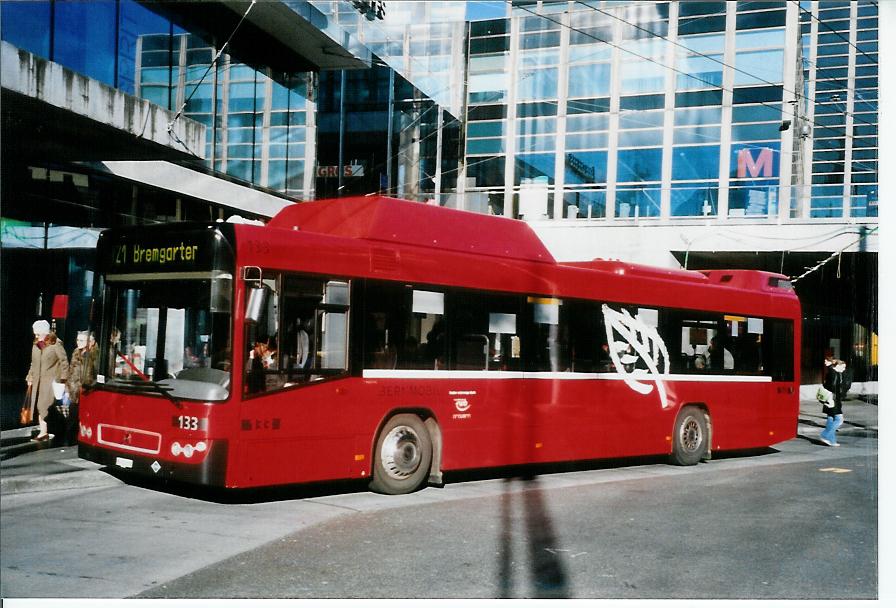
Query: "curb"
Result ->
[[0, 467, 120, 495]]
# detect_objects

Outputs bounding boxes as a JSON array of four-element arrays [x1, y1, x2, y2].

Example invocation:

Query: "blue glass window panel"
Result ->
[[53, 0, 116, 85], [856, 65, 879, 77], [732, 104, 782, 123], [616, 187, 661, 217], [521, 31, 560, 50], [676, 55, 723, 89], [519, 47, 561, 67], [565, 133, 610, 150], [517, 68, 559, 100], [268, 127, 288, 143], [734, 50, 784, 85], [227, 160, 254, 182], [287, 136, 305, 154], [570, 27, 614, 46], [813, 150, 845, 161], [564, 150, 607, 185], [469, 121, 505, 138], [268, 160, 287, 190], [812, 173, 844, 185], [818, 67, 849, 80], [853, 124, 878, 138], [728, 184, 779, 216], [517, 135, 556, 153], [1, 0, 51, 58], [735, 28, 785, 49], [466, 156, 506, 187], [470, 36, 509, 55], [140, 86, 169, 108], [679, 33, 725, 53], [618, 129, 664, 148], [679, 2, 726, 18], [616, 148, 663, 182], [185, 97, 212, 114], [515, 153, 556, 185], [563, 190, 606, 219], [852, 149, 878, 160], [140, 67, 170, 84], [516, 102, 557, 117], [288, 126, 306, 142], [816, 55, 849, 68], [816, 43, 849, 56], [671, 184, 719, 216], [620, 94, 665, 111], [620, 61, 667, 94], [141, 49, 172, 68], [469, 72, 507, 94], [731, 122, 781, 141], [672, 145, 720, 180], [469, 90, 506, 104], [230, 65, 256, 81], [466, 138, 505, 155], [517, 118, 556, 136], [268, 144, 288, 159], [813, 162, 845, 174], [269, 112, 289, 127], [567, 97, 610, 114], [228, 144, 254, 158], [470, 54, 507, 72], [289, 111, 307, 126], [567, 113, 610, 132], [733, 85, 782, 104], [228, 114, 255, 128], [228, 128, 255, 144], [678, 14, 726, 36], [568, 64, 611, 98], [736, 10, 786, 30], [619, 110, 665, 129], [675, 89, 723, 107], [673, 125, 721, 144], [470, 19, 509, 37], [568, 45, 612, 63], [851, 172, 877, 184], [285, 160, 305, 191], [675, 106, 722, 125]]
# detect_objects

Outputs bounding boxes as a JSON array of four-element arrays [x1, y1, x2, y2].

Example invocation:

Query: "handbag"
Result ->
[[19, 388, 33, 426]]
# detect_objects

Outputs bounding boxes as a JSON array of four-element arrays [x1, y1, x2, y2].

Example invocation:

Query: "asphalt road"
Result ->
[[1, 430, 878, 600]]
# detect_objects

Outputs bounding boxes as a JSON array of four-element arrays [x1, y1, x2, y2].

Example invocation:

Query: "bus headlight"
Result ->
[[171, 442, 182, 456]]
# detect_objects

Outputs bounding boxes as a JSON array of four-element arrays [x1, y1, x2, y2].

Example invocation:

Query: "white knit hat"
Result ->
[[32, 319, 51, 335]]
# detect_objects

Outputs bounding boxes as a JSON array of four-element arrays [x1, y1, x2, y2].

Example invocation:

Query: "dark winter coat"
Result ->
[[822, 366, 853, 416]]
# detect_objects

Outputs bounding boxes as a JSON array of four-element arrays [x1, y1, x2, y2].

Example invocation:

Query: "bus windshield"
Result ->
[[100, 275, 232, 401]]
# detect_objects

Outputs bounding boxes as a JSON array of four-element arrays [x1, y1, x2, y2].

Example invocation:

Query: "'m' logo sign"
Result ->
[[736, 147, 775, 178]]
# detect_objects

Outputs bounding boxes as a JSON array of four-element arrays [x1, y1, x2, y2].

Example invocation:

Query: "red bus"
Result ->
[[79, 196, 800, 494]]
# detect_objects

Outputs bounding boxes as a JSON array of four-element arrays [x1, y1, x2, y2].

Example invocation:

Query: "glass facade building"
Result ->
[[461, 1, 878, 223]]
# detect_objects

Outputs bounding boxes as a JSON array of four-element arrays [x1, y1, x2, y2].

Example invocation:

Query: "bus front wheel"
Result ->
[[671, 406, 708, 466], [370, 414, 433, 495]]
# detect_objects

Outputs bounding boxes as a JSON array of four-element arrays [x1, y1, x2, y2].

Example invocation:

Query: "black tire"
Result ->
[[671, 406, 708, 466], [369, 414, 433, 494]]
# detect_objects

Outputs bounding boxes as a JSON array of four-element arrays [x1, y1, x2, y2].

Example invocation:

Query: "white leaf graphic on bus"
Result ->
[[602, 304, 671, 409]]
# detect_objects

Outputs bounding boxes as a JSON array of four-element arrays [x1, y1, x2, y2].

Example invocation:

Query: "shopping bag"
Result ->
[[19, 388, 33, 425], [52, 381, 66, 400], [816, 385, 833, 405]]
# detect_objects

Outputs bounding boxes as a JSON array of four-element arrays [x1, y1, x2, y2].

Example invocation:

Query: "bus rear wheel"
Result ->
[[671, 406, 708, 466], [370, 414, 433, 495]]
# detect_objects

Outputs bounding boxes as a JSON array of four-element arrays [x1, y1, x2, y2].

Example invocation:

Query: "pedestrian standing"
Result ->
[[820, 358, 852, 447], [26, 319, 68, 442], [65, 330, 98, 446]]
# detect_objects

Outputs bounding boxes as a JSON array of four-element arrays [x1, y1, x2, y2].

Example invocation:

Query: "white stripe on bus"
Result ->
[[362, 370, 773, 382]]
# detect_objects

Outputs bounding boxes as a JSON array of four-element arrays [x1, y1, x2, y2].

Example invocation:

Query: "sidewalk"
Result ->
[[1, 396, 878, 496]]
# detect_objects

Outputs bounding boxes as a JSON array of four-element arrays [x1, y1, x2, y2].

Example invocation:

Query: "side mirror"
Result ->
[[245, 286, 269, 324]]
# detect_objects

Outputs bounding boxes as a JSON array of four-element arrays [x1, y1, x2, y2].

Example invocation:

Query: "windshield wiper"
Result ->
[[114, 351, 183, 409]]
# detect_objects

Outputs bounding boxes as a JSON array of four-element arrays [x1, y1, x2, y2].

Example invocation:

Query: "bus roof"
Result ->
[[268, 196, 556, 264]]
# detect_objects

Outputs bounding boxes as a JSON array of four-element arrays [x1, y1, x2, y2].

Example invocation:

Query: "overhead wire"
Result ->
[[791, 0, 879, 66], [790, 226, 877, 284]]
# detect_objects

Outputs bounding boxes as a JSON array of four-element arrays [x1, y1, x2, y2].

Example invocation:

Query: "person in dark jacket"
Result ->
[[820, 358, 852, 446]]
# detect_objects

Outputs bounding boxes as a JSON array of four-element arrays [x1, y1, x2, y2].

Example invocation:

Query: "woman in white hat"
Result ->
[[26, 319, 68, 442]]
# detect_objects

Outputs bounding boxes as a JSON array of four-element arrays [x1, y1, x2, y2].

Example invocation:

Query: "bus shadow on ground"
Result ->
[[100, 448, 780, 504]]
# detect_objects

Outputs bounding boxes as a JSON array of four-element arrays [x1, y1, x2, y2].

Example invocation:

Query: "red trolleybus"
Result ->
[[78, 196, 800, 494]]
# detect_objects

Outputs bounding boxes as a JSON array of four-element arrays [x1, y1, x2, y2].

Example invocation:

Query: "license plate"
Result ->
[[115, 457, 133, 469]]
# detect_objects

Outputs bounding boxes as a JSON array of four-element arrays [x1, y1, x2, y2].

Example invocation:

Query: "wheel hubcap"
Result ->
[[380, 425, 422, 480], [680, 416, 702, 453]]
